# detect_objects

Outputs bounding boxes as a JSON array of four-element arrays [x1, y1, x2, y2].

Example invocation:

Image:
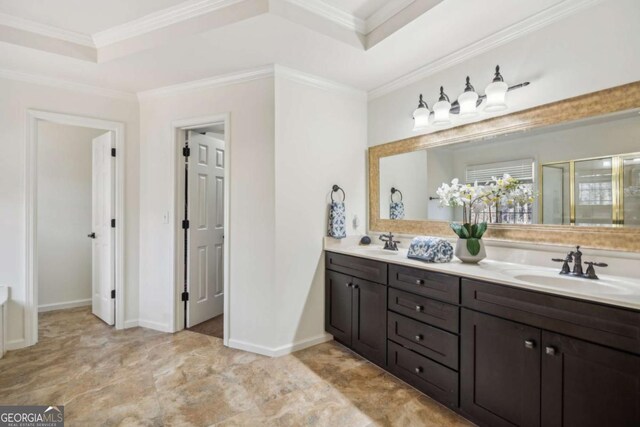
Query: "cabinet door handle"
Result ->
[[415, 305, 423, 312], [353, 284, 359, 289], [415, 334, 423, 341], [524, 340, 536, 349], [345, 282, 352, 287], [545, 346, 557, 356], [415, 279, 424, 285], [415, 367, 423, 374]]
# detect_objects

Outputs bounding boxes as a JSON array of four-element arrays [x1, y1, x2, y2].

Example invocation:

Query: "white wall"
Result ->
[[0, 77, 140, 349], [138, 78, 277, 348], [37, 122, 104, 311], [273, 73, 367, 352], [368, 0, 640, 147]]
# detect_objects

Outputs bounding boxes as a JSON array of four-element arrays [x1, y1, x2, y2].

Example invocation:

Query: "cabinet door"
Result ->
[[461, 309, 541, 427], [351, 277, 387, 366], [542, 331, 640, 427], [325, 270, 353, 346]]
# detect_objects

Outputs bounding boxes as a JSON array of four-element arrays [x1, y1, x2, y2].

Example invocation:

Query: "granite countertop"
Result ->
[[324, 239, 640, 311]]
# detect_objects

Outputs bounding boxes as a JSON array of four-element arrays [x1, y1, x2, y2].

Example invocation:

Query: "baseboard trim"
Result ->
[[123, 319, 139, 329], [138, 319, 172, 333], [38, 298, 91, 313], [228, 333, 332, 357], [6, 338, 26, 351]]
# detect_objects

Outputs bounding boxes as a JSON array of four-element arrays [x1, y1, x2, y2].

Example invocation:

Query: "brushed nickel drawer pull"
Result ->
[[415, 367, 423, 374], [415, 305, 423, 312], [415, 334, 423, 341], [524, 339, 536, 349], [416, 279, 424, 285], [546, 346, 557, 356]]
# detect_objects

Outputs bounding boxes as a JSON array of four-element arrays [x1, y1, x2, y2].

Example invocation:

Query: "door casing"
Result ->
[[24, 109, 126, 348], [170, 114, 231, 346]]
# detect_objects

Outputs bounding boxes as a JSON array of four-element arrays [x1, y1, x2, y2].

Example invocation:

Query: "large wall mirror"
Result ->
[[369, 82, 640, 252]]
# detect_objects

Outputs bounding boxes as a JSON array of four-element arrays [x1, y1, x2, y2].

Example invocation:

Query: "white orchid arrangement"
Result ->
[[436, 174, 537, 255]]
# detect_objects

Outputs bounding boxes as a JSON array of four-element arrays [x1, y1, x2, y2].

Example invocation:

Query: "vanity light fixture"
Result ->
[[458, 77, 479, 117], [411, 65, 530, 131], [484, 66, 509, 112], [433, 87, 452, 126], [412, 94, 430, 131]]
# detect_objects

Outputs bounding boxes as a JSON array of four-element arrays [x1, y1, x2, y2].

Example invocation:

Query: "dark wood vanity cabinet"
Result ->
[[325, 252, 640, 427], [325, 256, 387, 366]]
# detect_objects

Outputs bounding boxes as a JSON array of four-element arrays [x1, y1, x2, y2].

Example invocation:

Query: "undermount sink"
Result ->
[[357, 248, 399, 256], [508, 271, 632, 295]]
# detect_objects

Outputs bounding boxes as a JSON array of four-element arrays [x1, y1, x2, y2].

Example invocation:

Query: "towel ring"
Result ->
[[331, 185, 346, 202], [390, 187, 403, 202]]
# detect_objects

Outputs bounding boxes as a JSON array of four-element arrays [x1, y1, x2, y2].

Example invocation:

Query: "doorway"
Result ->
[[25, 110, 126, 347], [172, 116, 229, 342]]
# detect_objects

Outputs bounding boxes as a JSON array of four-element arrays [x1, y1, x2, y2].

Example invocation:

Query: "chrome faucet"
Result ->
[[552, 246, 608, 279], [379, 232, 400, 251]]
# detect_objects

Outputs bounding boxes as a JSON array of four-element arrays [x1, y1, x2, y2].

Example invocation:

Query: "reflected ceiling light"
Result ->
[[458, 77, 479, 117], [484, 66, 509, 112], [412, 94, 430, 131], [409, 65, 530, 132], [433, 87, 452, 126]]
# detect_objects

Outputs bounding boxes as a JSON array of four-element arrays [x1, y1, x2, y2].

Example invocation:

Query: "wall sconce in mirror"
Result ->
[[390, 187, 405, 220], [412, 65, 530, 131]]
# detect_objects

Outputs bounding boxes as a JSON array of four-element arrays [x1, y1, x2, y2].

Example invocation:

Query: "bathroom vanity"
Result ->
[[324, 245, 640, 427]]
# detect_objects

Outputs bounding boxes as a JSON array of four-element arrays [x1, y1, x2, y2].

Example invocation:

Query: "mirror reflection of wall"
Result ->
[[379, 151, 429, 220], [377, 109, 640, 227]]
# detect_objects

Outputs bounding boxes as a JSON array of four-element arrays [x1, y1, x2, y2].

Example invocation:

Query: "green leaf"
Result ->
[[466, 238, 481, 256], [462, 223, 472, 238], [474, 222, 488, 238], [450, 223, 464, 238], [471, 223, 478, 238]]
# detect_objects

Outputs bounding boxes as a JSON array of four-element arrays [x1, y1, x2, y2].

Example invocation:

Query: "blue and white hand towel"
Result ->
[[390, 201, 405, 220], [407, 236, 453, 263], [328, 201, 346, 239]]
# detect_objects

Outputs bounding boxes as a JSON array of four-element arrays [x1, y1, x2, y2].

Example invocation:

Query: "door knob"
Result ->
[[524, 340, 536, 349], [545, 346, 557, 356], [87, 232, 96, 239]]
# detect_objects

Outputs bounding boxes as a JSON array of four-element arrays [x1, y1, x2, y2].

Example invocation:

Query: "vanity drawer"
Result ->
[[389, 288, 459, 333], [389, 265, 460, 304], [387, 341, 459, 409], [325, 252, 387, 285], [462, 278, 640, 354], [388, 312, 458, 370]]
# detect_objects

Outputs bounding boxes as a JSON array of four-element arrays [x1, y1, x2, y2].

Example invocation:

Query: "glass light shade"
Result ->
[[458, 90, 478, 117], [432, 99, 452, 126], [484, 80, 508, 112], [412, 107, 430, 131]]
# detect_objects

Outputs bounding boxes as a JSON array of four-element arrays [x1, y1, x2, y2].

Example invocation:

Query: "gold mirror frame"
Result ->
[[369, 81, 640, 252]]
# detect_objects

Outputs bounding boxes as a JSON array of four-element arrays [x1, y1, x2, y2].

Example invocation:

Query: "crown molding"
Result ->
[[274, 65, 366, 99], [92, 0, 247, 48], [137, 65, 275, 99], [282, 0, 366, 34], [0, 12, 95, 47], [368, 0, 604, 100], [365, 0, 415, 33], [0, 68, 136, 101]]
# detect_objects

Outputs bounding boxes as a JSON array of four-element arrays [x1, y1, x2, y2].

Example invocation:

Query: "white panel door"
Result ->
[[91, 132, 114, 325], [187, 132, 225, 327]]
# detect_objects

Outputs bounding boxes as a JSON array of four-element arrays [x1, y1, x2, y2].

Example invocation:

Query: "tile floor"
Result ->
[[0, 307, 474, 426]]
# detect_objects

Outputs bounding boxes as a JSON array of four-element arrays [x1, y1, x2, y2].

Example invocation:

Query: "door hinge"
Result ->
[[111, 148, 116, 157], [183, 146, 190, 157], [181, 291, 189, 302], [111, 218, 116, 228], [182, 219, 190, 229], [111, 289, 116, 299]]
